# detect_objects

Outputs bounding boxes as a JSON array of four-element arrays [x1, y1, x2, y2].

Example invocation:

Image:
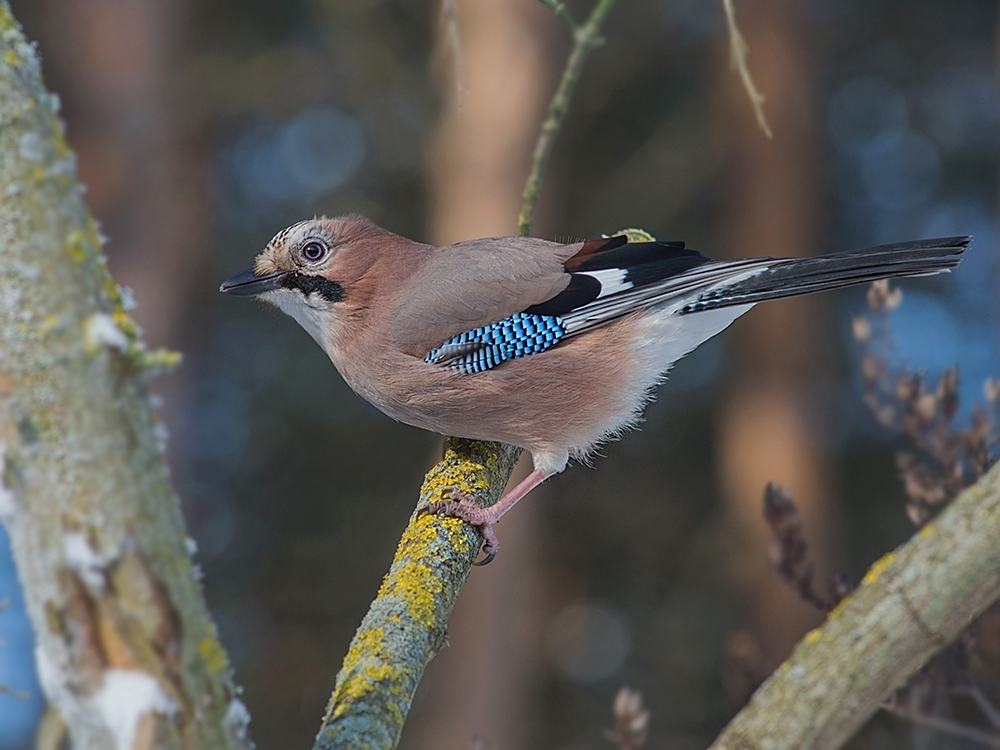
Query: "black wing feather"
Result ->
[[523, 273, 602, 316]]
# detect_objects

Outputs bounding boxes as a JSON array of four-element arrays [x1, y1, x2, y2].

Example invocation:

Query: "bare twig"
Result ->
[[763, 483, 845, 612], [518, 0, 618, 236], [438, 0, 465, 109], [882, 702, 1000, 748], [538, 0, 580, 32], [953, 683, 1000, 730], [722, 0, 772, 139]]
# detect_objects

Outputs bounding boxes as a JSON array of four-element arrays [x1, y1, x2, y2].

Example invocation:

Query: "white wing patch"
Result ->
[[578, 268, 635, 299], [562, 259, 772, 335]]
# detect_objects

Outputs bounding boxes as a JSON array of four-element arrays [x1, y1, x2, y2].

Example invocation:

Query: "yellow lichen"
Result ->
[[422, 461, 489, 501], [133, 347, 183, 372], [378, 560, 441, 630], [332, 626, 410, 719], [0, 4, 15, 31], [51, 118, 71, 159], [339, 627, 385, 676], [804, 628, 822, 645], [111, 307, 137, 337], [827, 594, 851, 620], [65, 228, 88, 262], [399, 516, 441, 550], [613, 227, 656, 242], [86, 215, 102, 250], [4, 49, 16, 66], [31, 166, 45, 183], [198, 633, 228, 674], [919, 524, 935, 539], [862, 551, 898, 586], [444, 517, 470, 554]]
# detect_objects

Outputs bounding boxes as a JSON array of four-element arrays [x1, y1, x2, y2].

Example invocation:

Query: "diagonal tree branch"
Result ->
[[312, 441, 520, 749], [0, 3, 248, 749], [710, 460, 1000, 750]]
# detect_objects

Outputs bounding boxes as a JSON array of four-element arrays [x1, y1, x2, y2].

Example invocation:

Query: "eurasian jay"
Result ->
[[221, 215, 968, 563]]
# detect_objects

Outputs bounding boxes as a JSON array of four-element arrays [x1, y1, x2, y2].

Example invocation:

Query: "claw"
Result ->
[[474, 548, 497, 566], [426, 489, 500, 564], [473, 525, 499, 566]]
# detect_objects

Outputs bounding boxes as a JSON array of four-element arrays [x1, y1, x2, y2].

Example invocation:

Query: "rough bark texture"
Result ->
[[710, 460, 1000, 750], [313, 440, 520, 749], [0, 5, 248, 748]]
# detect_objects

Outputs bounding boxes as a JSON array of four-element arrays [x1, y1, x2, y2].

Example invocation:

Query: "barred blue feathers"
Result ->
[[424, 313, 566, 374]]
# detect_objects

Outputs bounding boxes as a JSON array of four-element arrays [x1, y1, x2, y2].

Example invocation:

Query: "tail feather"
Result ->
[[679, 236, 969, 314]]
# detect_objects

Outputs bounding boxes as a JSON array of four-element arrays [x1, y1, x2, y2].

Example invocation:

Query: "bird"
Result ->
[[220, 215, 968, 564]]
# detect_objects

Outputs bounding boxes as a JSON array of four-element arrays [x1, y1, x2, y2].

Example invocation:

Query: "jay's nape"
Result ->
[[221, 215, 969, 563]]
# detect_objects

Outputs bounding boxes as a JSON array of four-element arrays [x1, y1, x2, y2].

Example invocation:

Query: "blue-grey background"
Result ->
[[3, 0, 999, 747]]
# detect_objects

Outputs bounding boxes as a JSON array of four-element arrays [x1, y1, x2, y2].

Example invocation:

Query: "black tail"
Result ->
[[680, 236, 970, 314]]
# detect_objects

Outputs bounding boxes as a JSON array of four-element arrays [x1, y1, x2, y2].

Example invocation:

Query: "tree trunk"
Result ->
[[0, 5, 246, 747]]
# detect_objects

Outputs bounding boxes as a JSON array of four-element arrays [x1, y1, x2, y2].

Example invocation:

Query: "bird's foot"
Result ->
[[426, 490, 500, 565]]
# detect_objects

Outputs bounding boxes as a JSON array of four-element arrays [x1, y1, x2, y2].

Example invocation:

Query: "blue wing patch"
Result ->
[[424, 313, 566, 374]]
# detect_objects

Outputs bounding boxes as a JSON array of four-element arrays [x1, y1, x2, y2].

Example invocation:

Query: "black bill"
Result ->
[[219, 268, 286, 296]]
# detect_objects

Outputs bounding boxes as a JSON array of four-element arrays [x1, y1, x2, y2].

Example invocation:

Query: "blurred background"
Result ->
[[2, 0, 999, 747]]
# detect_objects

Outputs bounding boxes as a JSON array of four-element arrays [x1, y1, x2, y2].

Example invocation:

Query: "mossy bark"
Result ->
[[314, 439, 520, 749], [0, 4, 248, 748], [710, 461, 1000, 750]]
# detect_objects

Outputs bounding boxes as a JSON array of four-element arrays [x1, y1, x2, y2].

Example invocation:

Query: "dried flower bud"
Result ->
[[860, 352, 881, 383], [876, 405, 897, 427], [916, 393, 937, 422], [605, 687, 649, 750], [906, 502, 929, 527], [852, 315, 871, 342], [984, 377, 1000, 409], [885, 286, 903, 310], [936, 367, 959, 422], [867, 279, 889, 310], [896, 374, 920, 403]]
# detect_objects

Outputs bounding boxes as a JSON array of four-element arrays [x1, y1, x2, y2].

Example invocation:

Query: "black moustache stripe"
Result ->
[[280, 273, 345, 303]]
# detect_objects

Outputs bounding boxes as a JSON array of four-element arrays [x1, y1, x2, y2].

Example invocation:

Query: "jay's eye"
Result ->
[[301, 242, 328, 262]]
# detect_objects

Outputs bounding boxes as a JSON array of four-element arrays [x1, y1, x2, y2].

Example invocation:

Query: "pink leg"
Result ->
[[427, 468, 552, 565]]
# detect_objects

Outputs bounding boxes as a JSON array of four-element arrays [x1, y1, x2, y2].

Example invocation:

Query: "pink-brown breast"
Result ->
[[329, 310, 657, 474]]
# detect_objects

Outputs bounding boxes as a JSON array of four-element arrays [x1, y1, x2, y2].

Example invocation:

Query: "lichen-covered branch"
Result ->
[[710, 460, 1000, 750], [313, 440, 520, 749], [0, 4, 248, 748]]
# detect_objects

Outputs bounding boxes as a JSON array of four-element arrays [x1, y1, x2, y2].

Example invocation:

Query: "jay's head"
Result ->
[[220, 215, 384, 345]]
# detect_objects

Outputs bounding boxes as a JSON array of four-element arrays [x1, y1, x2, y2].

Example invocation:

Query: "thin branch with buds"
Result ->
[[722, 0, 772, 138], [518, 0, 618, 236]]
